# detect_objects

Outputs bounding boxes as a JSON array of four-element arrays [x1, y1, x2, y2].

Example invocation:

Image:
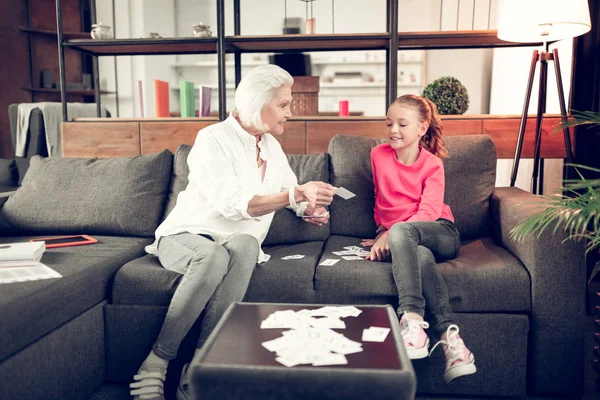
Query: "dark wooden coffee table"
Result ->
[[188, 302, 416, 400]]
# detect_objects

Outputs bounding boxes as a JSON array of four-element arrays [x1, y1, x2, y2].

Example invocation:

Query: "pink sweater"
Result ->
[[371, 144, 454, 229]]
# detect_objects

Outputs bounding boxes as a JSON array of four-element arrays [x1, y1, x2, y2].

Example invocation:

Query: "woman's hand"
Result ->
[[297, 181, 336, 208], [365, 231, 390, 262], [302, 205, 330, 226]]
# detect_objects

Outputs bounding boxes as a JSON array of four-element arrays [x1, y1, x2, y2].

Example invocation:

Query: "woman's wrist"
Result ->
[[288, 186, 299, 209], [294, 186, 304, 203]]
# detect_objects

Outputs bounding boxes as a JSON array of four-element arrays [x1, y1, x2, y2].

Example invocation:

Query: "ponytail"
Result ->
[[393, 94, 449, 159], [421, 98, 448, 159]]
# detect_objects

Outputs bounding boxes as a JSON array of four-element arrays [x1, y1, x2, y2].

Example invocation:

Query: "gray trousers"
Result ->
[[152, 232, 259, 360], [388, 219, 460, 338]]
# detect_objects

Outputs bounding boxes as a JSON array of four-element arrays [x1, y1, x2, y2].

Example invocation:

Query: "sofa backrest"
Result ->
[[0, 150, 173, 237], [327, 134, 496, 240], [164, 144, 330, 246]]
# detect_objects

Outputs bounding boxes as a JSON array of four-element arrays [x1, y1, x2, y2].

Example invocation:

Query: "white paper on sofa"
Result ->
[[0, 262, 61, 284]]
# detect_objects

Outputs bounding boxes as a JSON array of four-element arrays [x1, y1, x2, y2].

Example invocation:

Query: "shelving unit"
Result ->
[[55, 0, 540, 121], [21, 0, 96, 103], [18, 26, 89, 40], [21, 87, 113, 96]]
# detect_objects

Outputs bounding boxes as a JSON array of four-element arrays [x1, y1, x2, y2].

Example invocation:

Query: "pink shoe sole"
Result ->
[[444, 353, 477, 383], [405, 337, 430, 360]]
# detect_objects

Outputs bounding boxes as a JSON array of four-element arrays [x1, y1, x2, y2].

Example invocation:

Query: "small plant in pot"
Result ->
[[422, 76, 469, 115]]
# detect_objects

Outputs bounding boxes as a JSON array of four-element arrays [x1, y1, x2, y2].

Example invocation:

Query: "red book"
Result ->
[[154, 80, 170, 117]]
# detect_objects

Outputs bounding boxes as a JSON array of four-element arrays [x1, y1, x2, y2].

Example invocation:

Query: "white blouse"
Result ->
[[146, 114, 305, 263]]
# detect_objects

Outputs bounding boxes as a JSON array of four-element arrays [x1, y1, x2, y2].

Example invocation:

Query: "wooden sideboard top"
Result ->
[[71, 114, 568, 123]]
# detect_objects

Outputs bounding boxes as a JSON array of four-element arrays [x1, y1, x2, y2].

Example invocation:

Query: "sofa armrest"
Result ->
[[490, 186, 585, 396]]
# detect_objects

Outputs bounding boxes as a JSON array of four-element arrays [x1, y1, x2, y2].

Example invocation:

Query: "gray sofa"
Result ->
[[0, 134, 585, 400]]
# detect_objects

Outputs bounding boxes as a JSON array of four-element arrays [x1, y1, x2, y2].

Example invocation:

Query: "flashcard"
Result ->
[[335, 187, 356, 200]]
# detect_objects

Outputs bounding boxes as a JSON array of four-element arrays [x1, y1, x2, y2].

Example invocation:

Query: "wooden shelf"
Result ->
[[21, 87, 114, 96], [396, 30, 542, 50], [62, 37, 218, 56], [226, 33, 390, 53], [19, 26, 89, 40]]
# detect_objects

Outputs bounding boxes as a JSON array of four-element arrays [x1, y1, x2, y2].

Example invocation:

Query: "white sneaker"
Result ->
[[430, 324, 476, 383], [399, 317, 430, 359], [130, 368, 166, 400]]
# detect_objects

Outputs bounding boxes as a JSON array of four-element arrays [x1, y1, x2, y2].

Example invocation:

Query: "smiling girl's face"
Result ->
[[385, 103, 428, 151]]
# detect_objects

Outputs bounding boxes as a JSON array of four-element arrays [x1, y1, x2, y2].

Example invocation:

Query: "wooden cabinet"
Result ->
[[62, 121, 139, 158], [140, 121, 215, 154], [62, 115, 573, 159]]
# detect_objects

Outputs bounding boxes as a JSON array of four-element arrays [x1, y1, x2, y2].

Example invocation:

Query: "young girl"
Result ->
[[361, 94, 476, 383]]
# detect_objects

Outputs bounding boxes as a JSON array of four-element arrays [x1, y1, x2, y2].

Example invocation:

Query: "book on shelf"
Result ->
[[0, 241, 45, 265], [199, 85, 212, 117], [154, 80, 170, 117], [180, 80, 196, 118]]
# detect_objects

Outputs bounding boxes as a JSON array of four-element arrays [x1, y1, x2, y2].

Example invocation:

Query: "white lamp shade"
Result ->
[[497, 0, 591, 43]]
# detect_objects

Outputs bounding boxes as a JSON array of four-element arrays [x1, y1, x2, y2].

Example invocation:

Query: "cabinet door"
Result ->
[[276, 121, 307, 154], [307, 120, 384, 154], [483, 117, 573, 158], [62, 122, 140, 158], [140, 121, 217, 154]]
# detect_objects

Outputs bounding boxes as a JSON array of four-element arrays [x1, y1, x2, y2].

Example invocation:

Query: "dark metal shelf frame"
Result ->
[[55, 0, 540, 121]]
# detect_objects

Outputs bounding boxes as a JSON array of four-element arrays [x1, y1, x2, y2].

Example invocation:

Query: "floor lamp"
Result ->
[[497, 0, 591, 194]]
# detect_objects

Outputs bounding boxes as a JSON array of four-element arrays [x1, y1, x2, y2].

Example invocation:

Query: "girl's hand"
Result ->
[[366, 231, 390, 262], [360, 239, 375, 247]]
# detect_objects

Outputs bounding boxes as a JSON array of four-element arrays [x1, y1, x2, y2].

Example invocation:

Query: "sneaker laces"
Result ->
[[428, 324, 461, 361], [401, 319, 429, 345]]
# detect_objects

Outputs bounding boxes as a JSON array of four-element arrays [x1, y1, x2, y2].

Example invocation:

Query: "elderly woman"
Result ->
[[130, 65, 336, 400]]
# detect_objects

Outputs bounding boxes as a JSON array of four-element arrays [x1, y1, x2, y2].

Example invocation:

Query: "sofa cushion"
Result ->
[[245, 241, 325, 303], [327, 134, 496, 240], [313, 235, 530, 313], [162, 144, 192, 221], [163, 144, 330, 246], [0, 159, 18, 189], [112, 254, 182, 306], [443, 134, 496, 239], [112, 241, 324, 306], [0, 151, 173, 237], [0, 235, 152, 362], [327, 135, 380, 239]]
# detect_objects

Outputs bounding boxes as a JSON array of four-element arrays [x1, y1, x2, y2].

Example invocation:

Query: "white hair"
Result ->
[[233, 64, 294, 131]]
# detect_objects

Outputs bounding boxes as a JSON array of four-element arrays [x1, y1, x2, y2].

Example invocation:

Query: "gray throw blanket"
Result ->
[[16, 103, 106, 157]]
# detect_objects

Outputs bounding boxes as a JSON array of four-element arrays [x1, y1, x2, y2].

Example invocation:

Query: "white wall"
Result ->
[[97, 0, 177, 118]]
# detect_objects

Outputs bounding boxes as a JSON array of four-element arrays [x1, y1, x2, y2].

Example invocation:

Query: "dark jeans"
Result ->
[[388, 218, 460, 338]]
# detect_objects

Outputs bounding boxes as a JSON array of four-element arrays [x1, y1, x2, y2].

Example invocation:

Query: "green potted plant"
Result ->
[[422, 76, 469, 115], [510, 110, 600, 280]]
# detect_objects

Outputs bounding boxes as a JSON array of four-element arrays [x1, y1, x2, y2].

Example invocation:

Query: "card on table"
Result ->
[[362, 326, 391, 342]]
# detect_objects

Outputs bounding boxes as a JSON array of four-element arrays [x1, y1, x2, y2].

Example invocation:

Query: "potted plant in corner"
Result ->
[[510, 110, 600, 281], [422, 76, 469, 115]]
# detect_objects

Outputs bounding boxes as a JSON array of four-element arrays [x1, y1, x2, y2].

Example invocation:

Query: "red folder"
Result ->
[[154, 80, 170, 117]]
